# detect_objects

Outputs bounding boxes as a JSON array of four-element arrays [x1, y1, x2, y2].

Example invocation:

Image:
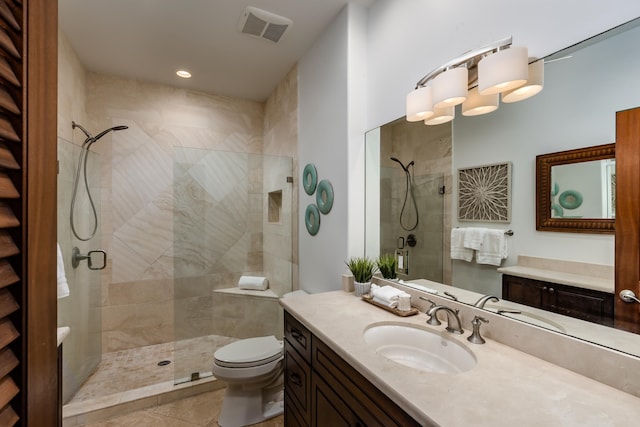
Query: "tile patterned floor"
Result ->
[[81, 388, 284, 427], [69, 335, 237, 403]]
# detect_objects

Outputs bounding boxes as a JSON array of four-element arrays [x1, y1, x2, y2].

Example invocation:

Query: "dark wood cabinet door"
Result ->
[[312, 372, 359, 427], [502, 275, 544, 308], [502, 274, 614, 326], [554, 287, 614, 326]]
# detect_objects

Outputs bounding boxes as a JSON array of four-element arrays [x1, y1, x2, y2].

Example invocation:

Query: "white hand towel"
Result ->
[[373, 295, 399, 308], [451, 229, 473, 262], [238, 275, 269, 291], [371, 285, 409, 305], [463, 227, 488, 250], [476, 229, 508, 266], [57, 243, 70, 299]]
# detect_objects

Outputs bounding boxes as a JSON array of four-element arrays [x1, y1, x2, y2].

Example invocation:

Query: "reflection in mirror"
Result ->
[[537, 143, 615, 233], [366, 17, 640, 359], [365, 118, 452, 283], [551, 159, 615, 219]]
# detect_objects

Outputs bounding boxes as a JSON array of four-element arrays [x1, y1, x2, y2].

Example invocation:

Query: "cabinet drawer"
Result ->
[[285, 339, 311, 422], [284, 311, 311, 362]]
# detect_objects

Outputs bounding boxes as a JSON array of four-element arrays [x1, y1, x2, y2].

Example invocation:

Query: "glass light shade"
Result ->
[[432, 67, 468, 108], [478, 46, 528, 95], [425, 106, 455, 125], [406, 86, 434, 121], [502, 60, 544, 103], [462, 87, 499, 116]]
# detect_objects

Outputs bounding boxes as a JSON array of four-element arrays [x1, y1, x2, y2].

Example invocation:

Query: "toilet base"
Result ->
[[217, 382, 284, 427]]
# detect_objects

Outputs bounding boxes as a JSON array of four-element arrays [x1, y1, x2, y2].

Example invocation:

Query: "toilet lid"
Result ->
[[214, 336, 283, 368]]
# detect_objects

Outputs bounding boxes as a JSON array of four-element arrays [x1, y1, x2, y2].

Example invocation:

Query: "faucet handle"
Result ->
[[419, 297, 441, 325], [467, 315, 489, 344], [419, 296, 437, 309]]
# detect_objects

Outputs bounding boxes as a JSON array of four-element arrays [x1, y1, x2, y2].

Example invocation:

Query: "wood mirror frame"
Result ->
[[536, 143, 615, 234]]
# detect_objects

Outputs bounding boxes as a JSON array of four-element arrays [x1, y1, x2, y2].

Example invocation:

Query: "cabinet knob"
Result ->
[[291, 329, 304, 343], [549, 288, 555, 294], [289, 373, 302, 386]]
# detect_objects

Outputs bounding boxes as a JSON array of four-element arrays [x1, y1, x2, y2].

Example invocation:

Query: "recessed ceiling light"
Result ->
[[176, 70, 192, 79]]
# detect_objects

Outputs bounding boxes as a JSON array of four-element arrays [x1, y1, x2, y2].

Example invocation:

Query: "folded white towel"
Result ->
[[57, 243, 70, 299], [238, 275, 269, 291], [451, 228, 473, 262], [373, 295, 399, 308], [463, 227, 488, 250], [370, 285, 410, 305], [476, 229, 508, 266]]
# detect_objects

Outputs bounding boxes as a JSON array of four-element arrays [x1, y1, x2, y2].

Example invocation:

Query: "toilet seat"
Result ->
[[214, 336, 283, 368]]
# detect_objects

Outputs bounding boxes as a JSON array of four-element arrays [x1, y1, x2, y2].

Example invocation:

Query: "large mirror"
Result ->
[[365, 17, 640, 358], [536, 143, 615, 233]]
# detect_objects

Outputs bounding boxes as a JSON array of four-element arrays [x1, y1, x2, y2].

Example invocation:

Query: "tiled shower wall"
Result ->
[[85, 69, 298, 352]]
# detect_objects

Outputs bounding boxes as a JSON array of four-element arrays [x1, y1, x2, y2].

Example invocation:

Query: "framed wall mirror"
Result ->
[[536, 143, 615, 233]]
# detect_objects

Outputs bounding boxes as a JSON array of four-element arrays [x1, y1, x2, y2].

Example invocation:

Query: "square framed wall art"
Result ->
[[457, 162, 512, 223]]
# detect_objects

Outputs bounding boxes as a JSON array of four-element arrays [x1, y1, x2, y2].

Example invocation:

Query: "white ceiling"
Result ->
[[59, 0, 371, 102]]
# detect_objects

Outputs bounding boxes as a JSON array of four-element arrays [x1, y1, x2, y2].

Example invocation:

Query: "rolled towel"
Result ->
[[371, 285, 410, 305], [238, 275, 269, 291], [373, 295, 399, 308], [57, 243, 70, 299]]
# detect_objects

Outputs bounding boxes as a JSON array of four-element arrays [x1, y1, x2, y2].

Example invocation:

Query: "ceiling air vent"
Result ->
[[238, 6, 292, 43]]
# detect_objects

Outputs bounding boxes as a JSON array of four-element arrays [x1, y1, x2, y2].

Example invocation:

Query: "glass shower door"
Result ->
[[172, 148, 293, 384], [57, 137, 103, 403]]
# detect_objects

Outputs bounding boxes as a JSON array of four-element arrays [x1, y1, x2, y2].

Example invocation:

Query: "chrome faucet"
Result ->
[[426, 305, 464, 334], [473, 295, 499, 308]]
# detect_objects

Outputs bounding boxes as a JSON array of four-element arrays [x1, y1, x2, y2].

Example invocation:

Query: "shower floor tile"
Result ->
[[69, 334, 237, 404]]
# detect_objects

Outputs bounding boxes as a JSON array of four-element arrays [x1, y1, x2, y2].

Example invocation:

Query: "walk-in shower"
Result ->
[[57, 124, 294, 420]]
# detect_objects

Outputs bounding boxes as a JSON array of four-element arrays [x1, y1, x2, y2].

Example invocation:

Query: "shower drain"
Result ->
[[157, 360, 171, 366]]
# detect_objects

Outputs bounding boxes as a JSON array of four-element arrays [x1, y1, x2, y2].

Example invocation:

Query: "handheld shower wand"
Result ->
[[390, 157, 419, 231], [70, 121, 128, 241]]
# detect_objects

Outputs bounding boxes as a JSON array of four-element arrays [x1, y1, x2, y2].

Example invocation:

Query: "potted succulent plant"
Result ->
[[376, 253, 397, 280], [345, 256, 377, 296]]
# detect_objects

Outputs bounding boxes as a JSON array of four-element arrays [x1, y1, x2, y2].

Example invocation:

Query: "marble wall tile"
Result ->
[[77, 57, 297, 354]]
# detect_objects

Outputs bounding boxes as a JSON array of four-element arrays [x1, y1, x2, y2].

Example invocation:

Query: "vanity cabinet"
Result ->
[[502, 274, 614, 326], [284, 311, 421, 427]]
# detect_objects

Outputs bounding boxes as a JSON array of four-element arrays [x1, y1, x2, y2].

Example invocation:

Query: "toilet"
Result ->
[[212, 290, 307, 427], [212, 336, 284, 426]]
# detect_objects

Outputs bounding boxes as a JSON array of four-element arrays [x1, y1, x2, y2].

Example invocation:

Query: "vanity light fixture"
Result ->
[[462, 87, 499, 116], [501, 59, 544, 103], [176, 70, 192, 79], [406, 86, 434, 121], [432, 67, 468, 108], [425, 106, 455, 125], [477, 46, 528, 95], [406, 37, 542, 123]]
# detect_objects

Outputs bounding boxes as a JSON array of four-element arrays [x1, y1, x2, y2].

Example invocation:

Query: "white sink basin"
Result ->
[[362, 323, 476, 374]]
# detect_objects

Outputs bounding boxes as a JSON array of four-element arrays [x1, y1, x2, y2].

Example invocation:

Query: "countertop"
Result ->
[[280, 290, 640, 426], [498, 265, 613, 293], [57, 326, 70, 347]]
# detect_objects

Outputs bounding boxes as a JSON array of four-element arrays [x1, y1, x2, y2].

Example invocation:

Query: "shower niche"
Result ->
[[268, 190, 283, 223]]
